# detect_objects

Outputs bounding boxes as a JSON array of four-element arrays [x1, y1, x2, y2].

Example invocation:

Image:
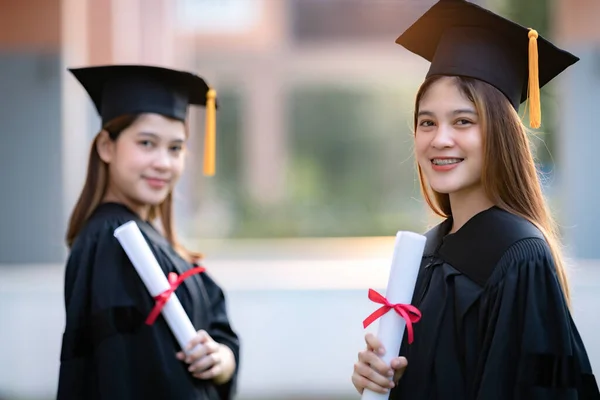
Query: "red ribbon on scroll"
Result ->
[[145, 266, 206, 325], [362, 288, 422, 344]]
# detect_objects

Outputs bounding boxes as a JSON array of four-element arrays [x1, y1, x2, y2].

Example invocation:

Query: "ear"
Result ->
[[96, 130, 115, 164]]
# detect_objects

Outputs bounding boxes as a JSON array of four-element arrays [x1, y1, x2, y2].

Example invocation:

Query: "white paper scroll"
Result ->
[[361, 231, 426, 400], [114, 220, 201, 355]]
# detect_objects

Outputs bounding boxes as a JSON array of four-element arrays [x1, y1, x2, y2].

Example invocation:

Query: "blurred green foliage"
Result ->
[[190, 0, 559, 240], [197, 84, 426, 238]]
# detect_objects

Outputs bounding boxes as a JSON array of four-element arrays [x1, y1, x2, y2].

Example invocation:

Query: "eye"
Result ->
[[455, 119, 473, 126], [139, 140, 154, 148], [418, 120, 435, 127], [170, 144, 183, 153]]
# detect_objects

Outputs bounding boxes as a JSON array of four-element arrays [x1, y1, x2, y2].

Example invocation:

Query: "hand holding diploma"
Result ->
[[176, 329, 237, 384], [353, 333, 408, 394], [352, 231, 426, 398]]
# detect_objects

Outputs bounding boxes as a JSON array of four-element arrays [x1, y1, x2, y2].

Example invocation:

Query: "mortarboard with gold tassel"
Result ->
[[395, 0, 579, 129], [68, 64, 219, 175]]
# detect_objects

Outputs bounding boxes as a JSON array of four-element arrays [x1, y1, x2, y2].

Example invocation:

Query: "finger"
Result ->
[[185, 344, 209, 364], [350, 374, 364, 395], [186, 330, 210, 352], [204, 340, 220, 355], [175, 351, 185, 360], [364, 333, 385, 356], [390, 356, 408, 370], [189, 353, 220, 373], [357, 350, 393, 377], [354, 362, 395, 389], [351, 373, 392, 395], [392, 357, 408, 383], [187, 341, 219, 364], [194, 363, 223, 380]]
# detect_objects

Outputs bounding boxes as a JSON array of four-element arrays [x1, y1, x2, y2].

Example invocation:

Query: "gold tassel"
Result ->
[[528, 29, 541, 129], [203, 88, 217, 176]]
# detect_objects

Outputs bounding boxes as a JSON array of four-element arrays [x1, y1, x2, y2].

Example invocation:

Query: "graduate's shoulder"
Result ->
[[487, 212, 557, 285], [69, 202, 139, 255], [494, 235, 555, 277], [439, 207, 547, 286], [484, 208, 551, 264], [63, 203, 140, 296], [469, 207, 551, 270], [477, 206, 544, 243]]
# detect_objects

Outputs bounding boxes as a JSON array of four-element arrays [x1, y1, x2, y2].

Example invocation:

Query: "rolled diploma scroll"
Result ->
[[114, 220, 200, 354], [361, 231, 426, 400]]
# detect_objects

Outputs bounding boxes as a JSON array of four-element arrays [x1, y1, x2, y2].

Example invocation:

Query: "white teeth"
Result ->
[[432, 158, 463, 165]]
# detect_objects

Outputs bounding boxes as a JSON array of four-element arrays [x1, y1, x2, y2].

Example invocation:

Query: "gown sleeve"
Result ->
[[474, 238, 600, 400]]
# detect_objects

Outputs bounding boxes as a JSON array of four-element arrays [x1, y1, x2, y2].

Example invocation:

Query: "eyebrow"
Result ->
[[417, 109, 477, 118], [138, 132, 185, 143], [138, 132, 159, 139]]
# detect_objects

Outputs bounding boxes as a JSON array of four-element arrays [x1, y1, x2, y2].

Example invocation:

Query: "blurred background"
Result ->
[[0, 0, 599, 399]]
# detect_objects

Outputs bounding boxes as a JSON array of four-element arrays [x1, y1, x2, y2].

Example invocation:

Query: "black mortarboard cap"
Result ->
[[69, 64, 219, 176], [395, 0, 579, 128]]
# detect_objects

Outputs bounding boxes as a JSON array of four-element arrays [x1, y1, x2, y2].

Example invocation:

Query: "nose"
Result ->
[[430, 123, 454, 149], [152, 148, 172, 170]]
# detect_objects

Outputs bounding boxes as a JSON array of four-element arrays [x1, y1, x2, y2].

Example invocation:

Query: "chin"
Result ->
[[428, 185, 457, 194], [426, 177, 466, 195], [135, 191, 170, 207], [428, 178, 481, 196]]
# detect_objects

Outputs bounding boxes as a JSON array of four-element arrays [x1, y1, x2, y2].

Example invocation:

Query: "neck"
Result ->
[[448, 186, 494, 233], [102, 189, 150, 220]]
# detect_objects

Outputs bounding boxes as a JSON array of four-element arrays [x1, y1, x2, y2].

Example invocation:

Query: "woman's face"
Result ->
[[414, 77, 484, 196], [98, 113, 187, 214]]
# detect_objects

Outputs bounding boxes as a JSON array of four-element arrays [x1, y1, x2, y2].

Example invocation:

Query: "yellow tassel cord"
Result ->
[[203, 88, 217, 176], [528, 29, 541, 129]]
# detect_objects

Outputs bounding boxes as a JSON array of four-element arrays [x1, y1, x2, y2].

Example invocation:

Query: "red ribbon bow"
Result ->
[[145, 266, 206, 325], [362, 288, 422, 344]]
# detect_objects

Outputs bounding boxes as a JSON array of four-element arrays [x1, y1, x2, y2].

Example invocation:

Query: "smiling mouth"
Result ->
[[431, 158, 464, 165], [144, 177, 171, 187], [144, 177, 170, 182]]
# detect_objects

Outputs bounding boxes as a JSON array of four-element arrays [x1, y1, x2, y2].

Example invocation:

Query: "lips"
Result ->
[[431, 158, 464, 165], [144, 177, 170, 188]]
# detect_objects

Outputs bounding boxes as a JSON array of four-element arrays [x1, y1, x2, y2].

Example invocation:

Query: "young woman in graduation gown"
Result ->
[[351, 1, 600, 399], [56, 65, 240, 400]]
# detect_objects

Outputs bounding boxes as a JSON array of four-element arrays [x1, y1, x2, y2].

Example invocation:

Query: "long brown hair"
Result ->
[[65, 114, 202, 263], [414, 75, 570, 305]]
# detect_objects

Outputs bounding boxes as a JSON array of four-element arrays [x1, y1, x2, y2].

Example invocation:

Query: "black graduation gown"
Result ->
[[57, 202, 240, 400], [390, 206, 600, 400]]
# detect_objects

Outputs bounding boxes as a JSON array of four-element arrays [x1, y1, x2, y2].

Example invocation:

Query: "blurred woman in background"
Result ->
[[57, 64, 239, 400]]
